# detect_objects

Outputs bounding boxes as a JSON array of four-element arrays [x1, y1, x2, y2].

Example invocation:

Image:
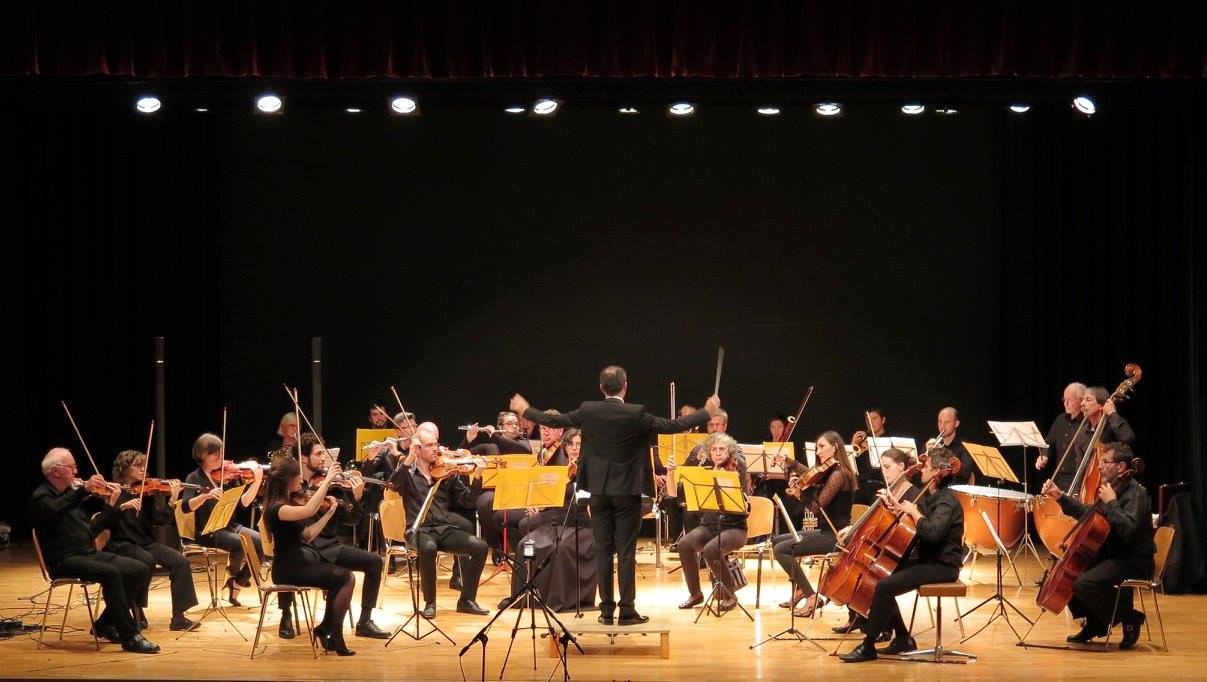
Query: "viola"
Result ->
[[72, 478, 117, 498], [429, 451, 488, 480], [786, 459, 836, 499]]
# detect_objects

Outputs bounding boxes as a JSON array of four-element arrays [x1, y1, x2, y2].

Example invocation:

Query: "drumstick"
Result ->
[[713, 347, 725, 396]]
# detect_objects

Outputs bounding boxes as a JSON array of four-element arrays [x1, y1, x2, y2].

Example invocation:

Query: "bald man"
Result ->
[[935, 407, 974, 486]]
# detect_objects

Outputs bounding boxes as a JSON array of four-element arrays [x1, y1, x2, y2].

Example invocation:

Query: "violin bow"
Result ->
[[767, 386, 814, 473], [219, 406, 228, 487], [283, 384, 339, 479], [60, 401, 102, 477], [139, 420, 155, 505]]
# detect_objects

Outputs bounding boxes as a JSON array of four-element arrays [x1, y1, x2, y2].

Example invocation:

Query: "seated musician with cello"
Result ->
[[181, 433, 265, 606], [840, 447, 963, 663], [770, 431, 858, 617], [276, 433, 390, 640], [1039, 443, 1154, 649], [674, 433, 752, 612], [390, 423, 491, 618], [105, 449, 200, 631]]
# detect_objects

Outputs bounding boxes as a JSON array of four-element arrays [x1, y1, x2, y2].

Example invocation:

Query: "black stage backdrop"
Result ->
[[11, 84, 1204, 552]]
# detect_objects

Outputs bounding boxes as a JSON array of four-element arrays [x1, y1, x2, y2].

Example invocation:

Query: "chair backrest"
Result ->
[[90, 512, 110, 552], [257, 514, 274, 558], [1153, 525, 1176, 583], [30, 529, 52, 583], [238, 531, 267, 590], [174, 500, 197, 541], [379, 497, 407, 544], [746, 496, 773, 539], [383, 488, 401, 503], [850, 503, 870, 522]]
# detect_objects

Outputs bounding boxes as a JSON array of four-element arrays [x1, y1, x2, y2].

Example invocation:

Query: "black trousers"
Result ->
[[863, 560, 960, 647], [676, 526, 747, 598], [279, 544, 384, 621], [51, 551, 149, 641], [589, 493, 642, 616], [772, 530, 837, 597], [411, 526, 488, 604], [1069, 555, 1154, 631], [106, 541, 199, 617]]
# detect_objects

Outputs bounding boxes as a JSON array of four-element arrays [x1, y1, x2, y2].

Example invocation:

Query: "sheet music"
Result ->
[[867, 436, 918, 466], [987, 421, 1048, 448]]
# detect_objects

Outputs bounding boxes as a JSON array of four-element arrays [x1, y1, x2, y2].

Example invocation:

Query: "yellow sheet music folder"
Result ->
[[200, 484, 247, 536], [964, 441, 1018, 483], [480, 453, 538, 489], [656, 432, 707, 466], [355, 428, 397, 462], [493, 466, 569, 510], [677, 467, 744, 514]]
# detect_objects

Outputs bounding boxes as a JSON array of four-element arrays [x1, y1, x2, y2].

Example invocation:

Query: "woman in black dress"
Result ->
[[262, 457, 356, 656]]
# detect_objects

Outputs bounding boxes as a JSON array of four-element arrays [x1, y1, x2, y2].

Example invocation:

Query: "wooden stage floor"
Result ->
[[1, 542, 1200, 680]]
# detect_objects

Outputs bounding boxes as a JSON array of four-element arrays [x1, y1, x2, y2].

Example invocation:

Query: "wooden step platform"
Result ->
[[549, 621, 670, 659]]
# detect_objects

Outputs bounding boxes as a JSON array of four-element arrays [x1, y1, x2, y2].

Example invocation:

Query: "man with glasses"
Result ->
[[1036, 383, 1087, 491]]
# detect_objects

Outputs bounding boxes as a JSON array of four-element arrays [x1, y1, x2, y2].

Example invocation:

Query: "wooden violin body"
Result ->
[[786, 459, 836, 499]]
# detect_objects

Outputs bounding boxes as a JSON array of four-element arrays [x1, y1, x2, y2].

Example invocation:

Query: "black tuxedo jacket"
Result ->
[[525, 398, 709, 496]]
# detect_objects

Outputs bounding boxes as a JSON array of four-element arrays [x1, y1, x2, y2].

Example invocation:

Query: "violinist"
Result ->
[[771, 431, 858, 617], [841, 447, 964, 663], [262, 457, 357, 656], [1039, 443, 1154, 649], [180, 433, 264, 606], [1057, 387, 1137, 493], [360, 411, 415, 554], [832, 448, 918, 638], [276, 434, 389, 640], [391, 423, 491, 618], [105, 450, 200, 632], [935, 407, 975, 486], [29, 448, 160, 653], [674, 433, 751, 612]]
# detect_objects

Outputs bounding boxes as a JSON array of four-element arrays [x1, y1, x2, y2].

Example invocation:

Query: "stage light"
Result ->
[[1010, 104, 1031, 113], [194, 108, 209, 113], [135, 97, 161, 114], [532, 99, 561, 115], [1073, 96, 1096, 115], [345, 107, 362, 114], [255, 94, 283, 114], [901, 104, 925, 115], [757, 107, 781, 116], [668, 102, 695, 116], [935, 108, 959, 115], [505, 106, 526, 114], [618, 107, 639, 114], [814, 103, 843, 117], [389, 97, 418, 115]]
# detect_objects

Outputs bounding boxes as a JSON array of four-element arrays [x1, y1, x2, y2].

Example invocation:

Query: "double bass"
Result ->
[[1033, 364, 1142, 557], [818, 449, 960, 616], [1035, 456, 1145, 614]]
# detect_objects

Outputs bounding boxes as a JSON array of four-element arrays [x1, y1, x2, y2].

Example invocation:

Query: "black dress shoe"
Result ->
[[597, 615, 614, 626], [876, 634, 917, 655], [1066, 623, 1105, 644], [1120, 611, 1146, 650], [875, 629, 892, 643], [420, 603, 437, 619], [678, 594, 704, 609], [839, 641, 878, 663], [456, 600, 489, 616], [497, 595, 519, 610], [89, 621, 121, 643], [121, 633, 161, 654], [169, 616, 200, 632], [832, 619, 859, 634], [278, 616, 296, 639], [718, 599, 737, 612], [618, 613, 650, 626], [355, 620, 390, 639], [449, 576, 463, 591]]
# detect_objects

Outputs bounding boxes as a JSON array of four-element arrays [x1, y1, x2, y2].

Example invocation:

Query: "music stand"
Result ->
[[987, 420, 1048, 571], [958, 509, 1033, 644], [961, 442, 1025, 587], [750, 495, 827, 652], [190, 484, 248, 639], [679, 468, 752, 622]]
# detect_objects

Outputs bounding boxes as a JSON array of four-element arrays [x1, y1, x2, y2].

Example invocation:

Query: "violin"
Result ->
[[72, 478, 118, 498], [786, 459, 836, 499], [210, 461, 269, 483], [127, 478, 199, 495], [291, 488, 352, 514], [429, 451, 489, 480]]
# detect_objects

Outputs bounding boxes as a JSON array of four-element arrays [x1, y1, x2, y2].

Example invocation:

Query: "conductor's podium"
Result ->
[[547, 621, 670, 659]]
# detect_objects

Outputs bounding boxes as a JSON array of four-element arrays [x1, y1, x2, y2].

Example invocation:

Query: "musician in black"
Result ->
[[29, 448, 160, 653], [849, 404, 890, 505], [1034, 382, 1086, 488], [105, 450, 199, 631], [935, 407, 974, 486], [1040, 443, 1154, 649], [674, 433, 751, 612], [389, 423, 491, 618], [276, 434, 390, 640], [262, 458, 357, 656], [1055, 386, 1137, 492], [466, 410, 533, 567], [841, 447, 964, 663], [770, 431, 858, 618]]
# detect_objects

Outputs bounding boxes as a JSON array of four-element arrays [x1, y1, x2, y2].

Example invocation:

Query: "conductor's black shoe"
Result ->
[[1066, 623, 1105, 644], [355, 620, 390, 639], [1120, 611, 1146, 650], [597, 615, 614, 626], [456, 600, 489, 616], [169, 615, 200, 632], [420, 603, 437, 619], [618, 613, 650, 626], [89, 621, 121, 643], [278, 616, 296, 639], [839, 641, 877, 663], [121, 633, 161, 654], [876, 634, 917, 655]]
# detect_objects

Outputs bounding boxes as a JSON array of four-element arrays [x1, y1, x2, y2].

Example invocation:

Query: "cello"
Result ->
[[1034, 455, 1145, 615], [1032, 364, 1142, 557], [818, 446, 960, 616]]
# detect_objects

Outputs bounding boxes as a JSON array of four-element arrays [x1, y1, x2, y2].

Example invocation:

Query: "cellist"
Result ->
[[841, 447, 964, 663], [1039, 443, 1154, 649]]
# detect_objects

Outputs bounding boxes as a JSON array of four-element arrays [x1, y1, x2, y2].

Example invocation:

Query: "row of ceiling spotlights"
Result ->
[[133, 95, 1099, 117]]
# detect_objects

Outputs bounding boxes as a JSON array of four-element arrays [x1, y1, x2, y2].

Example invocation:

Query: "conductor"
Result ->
[[511, 365, 718, 625]]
